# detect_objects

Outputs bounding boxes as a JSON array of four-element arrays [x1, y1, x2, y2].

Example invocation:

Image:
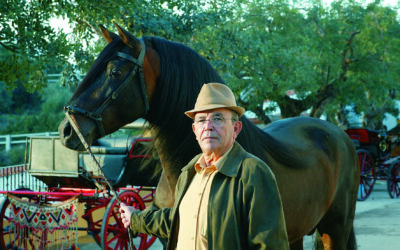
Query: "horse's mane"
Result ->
[[146, 36, 301, 170]]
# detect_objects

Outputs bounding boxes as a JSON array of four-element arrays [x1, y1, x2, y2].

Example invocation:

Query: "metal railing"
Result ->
[[0, 132, 59, 152], [0, 164, 48, 197]]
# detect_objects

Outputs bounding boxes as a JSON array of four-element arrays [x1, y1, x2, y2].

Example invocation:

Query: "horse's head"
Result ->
[[58, 23, 160, 150]]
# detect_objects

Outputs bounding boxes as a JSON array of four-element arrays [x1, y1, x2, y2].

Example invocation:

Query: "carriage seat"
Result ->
[[89, 137, 131, 154], [79, 137, 136, 184]]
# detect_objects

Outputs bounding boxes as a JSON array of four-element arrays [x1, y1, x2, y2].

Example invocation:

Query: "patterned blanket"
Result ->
[[6, 194, 79, 249]]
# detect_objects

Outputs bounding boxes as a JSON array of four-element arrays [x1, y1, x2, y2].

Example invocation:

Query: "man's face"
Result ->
[[192, 108, 242, 157]]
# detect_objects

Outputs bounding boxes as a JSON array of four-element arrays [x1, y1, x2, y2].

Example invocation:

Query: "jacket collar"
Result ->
[[181, 142, 246, 178]]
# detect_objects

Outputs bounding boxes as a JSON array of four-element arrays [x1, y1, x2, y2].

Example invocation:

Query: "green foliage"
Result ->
[[0, 82, 13, 113], [0, 0, 75, 92], [1, 113, 59, 134], [0, 82, 71, 165], [187, 0, 400, 127], [0, 83, 72, 134], [41, 82, 72, 115], [0, 146, 26, 167], [1, 0, 399, 130], [0, 81, 42, 115]]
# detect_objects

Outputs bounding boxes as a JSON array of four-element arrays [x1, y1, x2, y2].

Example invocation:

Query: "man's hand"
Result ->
[[119, 203, 136, 228]]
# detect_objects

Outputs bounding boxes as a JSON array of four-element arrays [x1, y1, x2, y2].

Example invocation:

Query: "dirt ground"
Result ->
[[78, 182, 400, 249], [2, 181, 398, 249]]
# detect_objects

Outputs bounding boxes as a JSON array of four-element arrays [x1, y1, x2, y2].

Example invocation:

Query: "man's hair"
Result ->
[[231, 111, 239, 122]]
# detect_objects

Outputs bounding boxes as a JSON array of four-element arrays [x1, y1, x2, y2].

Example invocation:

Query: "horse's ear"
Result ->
[[113, 22, 140, 49], [99, 24, 119, 43]]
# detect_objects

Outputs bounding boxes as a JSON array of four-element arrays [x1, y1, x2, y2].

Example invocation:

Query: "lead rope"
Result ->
[[65, 112, 135, 250]]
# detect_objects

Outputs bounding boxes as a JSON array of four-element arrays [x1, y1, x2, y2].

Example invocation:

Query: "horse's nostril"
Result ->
[[62, 122, 72, 138]]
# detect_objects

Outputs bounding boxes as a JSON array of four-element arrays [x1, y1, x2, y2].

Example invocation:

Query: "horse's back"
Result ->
[[262, 117, 359, 244], [264, 117, 358, 194], [264, 117, 354, 161]]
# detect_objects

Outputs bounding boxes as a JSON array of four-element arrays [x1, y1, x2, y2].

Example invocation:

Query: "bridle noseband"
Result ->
[[65, 39, 149, 137]]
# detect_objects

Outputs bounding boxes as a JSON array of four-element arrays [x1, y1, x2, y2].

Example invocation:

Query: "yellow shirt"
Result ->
[[176, 150, 233, 250]]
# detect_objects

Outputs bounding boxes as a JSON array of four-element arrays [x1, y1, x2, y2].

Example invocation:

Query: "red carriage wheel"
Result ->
[[387, 160, 400, 199], [357, 149, 376, 201], [83, 198, 109, 246], [0, 193, 42, 249], [101, 190, 157, 250]]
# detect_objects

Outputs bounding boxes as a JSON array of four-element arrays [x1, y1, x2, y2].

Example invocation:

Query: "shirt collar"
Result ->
[[195, 146, 234, 173], [182, 142, 247, 178]]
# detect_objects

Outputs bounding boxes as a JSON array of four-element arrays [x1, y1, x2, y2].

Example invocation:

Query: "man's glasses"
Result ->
[[194, 116, 236, 128]]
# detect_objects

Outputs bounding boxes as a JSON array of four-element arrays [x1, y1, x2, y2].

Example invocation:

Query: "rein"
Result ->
[[65, 111, 136, 250], [64, 39, 149, 137]]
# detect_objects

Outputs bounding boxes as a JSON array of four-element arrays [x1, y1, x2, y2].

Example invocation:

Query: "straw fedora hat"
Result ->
[[185, 83, 245, 119]]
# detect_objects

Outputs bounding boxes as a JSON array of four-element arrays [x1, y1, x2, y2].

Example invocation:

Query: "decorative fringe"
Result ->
[[6, 194, 79, 249]]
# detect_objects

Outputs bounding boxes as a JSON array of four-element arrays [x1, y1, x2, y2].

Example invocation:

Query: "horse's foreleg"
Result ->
[[317, 229, 356, 250], [289, 238, 303, 250], [321, 233, 333, 249], [316, 219, 356, 250], [153, 171, 175, 208]]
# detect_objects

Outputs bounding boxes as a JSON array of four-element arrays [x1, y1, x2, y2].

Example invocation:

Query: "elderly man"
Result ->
[[120, 82, 289, 249]]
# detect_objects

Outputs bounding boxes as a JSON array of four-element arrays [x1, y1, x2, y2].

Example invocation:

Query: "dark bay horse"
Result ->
[[58, 23, 359, 249]]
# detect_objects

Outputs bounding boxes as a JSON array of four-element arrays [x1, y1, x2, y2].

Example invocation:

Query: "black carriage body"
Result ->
[[345, 128, 388, 160], [345, 127, 400, 200]]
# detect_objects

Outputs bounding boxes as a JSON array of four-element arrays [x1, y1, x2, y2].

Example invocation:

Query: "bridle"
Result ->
[[64, 39, 149, 137]]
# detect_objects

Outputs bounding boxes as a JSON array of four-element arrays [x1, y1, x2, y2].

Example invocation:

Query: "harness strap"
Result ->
[[65, 105, 106, 137], [65, 112, 135, 250], [116, 52, 143, 67], [116, 39, 149, 113]]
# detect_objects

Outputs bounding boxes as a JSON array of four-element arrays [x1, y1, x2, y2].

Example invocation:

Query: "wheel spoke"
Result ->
[[84, 199, 108, 246], [357, 150, 375, 201], [387, 161, 400, 198], [101, 190, 157, 250]]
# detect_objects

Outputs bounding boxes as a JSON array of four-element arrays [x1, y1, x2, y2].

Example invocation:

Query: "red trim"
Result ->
[[0, 164, 27, 177], [345, 128, 379, 144], [128, 137, 153, 159]]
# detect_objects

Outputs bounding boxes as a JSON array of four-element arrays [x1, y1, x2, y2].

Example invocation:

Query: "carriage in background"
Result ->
[[345, 125, 400, 201], [0, 127, 161, 250]]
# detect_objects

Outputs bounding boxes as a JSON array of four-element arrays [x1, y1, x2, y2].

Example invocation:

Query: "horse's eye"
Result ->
[[110, 69, 122, 77]]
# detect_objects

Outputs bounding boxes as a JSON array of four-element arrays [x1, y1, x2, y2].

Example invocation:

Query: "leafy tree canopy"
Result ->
[[0, 0, 75, 92], [1, 0, 399, 129], [189, 0, 400, 128]]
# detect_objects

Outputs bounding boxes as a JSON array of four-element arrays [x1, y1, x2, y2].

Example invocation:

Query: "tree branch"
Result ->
[[0, 42, 20, 53], [75, 18, 103, 37]]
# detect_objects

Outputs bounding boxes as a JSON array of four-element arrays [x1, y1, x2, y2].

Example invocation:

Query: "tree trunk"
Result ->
[[277, 95, 312, 118]]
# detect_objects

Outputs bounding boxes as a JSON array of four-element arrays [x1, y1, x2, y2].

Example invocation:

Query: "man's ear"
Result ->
[[233, 121, 242, 137]]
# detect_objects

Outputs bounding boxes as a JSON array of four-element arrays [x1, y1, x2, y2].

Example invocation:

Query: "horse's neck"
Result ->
[[151, 127, 180, 207]]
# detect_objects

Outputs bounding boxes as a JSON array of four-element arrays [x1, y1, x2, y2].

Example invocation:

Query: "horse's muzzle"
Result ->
[[58, 117, 85, 151]]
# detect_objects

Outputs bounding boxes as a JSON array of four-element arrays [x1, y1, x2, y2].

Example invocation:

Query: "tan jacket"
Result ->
[[130, 142, 289, 249]]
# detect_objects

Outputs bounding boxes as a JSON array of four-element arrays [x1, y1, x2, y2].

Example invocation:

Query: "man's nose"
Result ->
[[204, 120, 215, 130]]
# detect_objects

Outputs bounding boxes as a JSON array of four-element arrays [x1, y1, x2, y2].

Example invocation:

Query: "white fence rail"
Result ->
[[0, 164, 48, 198], [0, 132, 59, 152]]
